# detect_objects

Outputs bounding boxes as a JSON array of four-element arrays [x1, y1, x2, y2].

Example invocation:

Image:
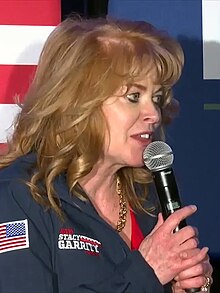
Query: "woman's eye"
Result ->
[[152, 94, 163, 106], [126, 92, 140, 103]]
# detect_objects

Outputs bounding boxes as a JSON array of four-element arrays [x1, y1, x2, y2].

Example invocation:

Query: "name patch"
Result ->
[[58, 228, 101, 255]]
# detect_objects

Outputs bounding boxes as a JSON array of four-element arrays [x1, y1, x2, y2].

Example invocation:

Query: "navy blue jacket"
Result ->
[[0, 154, 172, 293]]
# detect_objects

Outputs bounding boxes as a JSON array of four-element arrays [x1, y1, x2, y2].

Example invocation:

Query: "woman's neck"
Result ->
[[78, 161, 132, 249], [78, 160, 119, 201]]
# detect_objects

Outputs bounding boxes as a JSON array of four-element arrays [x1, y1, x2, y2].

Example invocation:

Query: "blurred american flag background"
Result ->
[[0, 0, 61, 152]]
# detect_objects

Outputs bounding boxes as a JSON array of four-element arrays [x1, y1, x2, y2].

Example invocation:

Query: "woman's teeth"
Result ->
[[140, 134, 150, 139]]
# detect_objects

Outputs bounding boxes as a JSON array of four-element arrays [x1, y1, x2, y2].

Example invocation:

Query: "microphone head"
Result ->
[[143, 141, 174, 171]]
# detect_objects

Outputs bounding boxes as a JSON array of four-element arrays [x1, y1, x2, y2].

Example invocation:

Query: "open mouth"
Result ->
[[140, 133, 150, 139]]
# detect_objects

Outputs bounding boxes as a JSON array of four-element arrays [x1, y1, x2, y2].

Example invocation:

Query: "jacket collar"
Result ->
[[22, 153, 158, 237]]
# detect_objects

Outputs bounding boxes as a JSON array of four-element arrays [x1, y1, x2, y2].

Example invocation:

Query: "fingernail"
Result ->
[[203, 247, 209, 253], [189, 205, 197, 211]]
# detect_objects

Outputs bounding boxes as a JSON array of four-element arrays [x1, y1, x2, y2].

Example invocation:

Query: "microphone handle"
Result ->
[[153, 168, 200, 293]]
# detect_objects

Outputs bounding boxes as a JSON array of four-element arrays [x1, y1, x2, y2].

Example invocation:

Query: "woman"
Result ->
[[0, 17, 212, 292]]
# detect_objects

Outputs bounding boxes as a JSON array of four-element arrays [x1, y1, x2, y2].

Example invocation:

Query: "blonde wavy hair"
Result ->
[[0, 17, 184, 217]]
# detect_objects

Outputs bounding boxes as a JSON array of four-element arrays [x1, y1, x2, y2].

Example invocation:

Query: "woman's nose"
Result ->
[[142, 101, 161, 124]]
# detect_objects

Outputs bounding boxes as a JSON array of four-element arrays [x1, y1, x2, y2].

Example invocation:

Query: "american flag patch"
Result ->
[[0, 219, 29, 253]]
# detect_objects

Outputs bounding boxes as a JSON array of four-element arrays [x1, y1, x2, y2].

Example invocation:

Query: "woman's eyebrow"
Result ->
[[131, 83, 147, 91], [132, 83, 162, 93], [153, 88, 163, 94]]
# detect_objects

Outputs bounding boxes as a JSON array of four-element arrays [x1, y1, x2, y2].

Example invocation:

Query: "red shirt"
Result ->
[[130, 209, 144, 250]]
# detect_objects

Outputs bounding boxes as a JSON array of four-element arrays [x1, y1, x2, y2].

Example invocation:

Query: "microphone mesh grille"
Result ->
[[143, 141, 174, 171]]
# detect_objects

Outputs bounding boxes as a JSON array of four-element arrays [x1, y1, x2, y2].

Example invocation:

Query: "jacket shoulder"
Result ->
[[0, 153, 36, 182], [0, 153, 54, 240]]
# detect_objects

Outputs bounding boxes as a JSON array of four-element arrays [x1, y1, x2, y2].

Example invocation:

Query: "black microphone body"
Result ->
[[153, 167, 187, 232], [143, 141, 200, 293]]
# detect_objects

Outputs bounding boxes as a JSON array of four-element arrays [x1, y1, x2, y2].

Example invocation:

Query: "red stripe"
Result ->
[[80, 237, 101, 246], [0, 242, 27, 251], [0, 0, 61, 26], [0, 228, 6, 234], [0, 65, 37, 104], [0, 237, 26, 246], [85, 251, 99, 256], [0, 144, 8, 154]]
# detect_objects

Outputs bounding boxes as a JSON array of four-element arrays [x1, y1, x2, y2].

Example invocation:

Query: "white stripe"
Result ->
[[202, 0, 220, 43], [202, 0, 220, 79], [0, 25, 55, 65], [0, 104, 21, 143]]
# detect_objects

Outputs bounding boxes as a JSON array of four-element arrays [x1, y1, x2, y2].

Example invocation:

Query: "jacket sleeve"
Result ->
[[0, 180, 57, 293], [77, 250, 165, 293]]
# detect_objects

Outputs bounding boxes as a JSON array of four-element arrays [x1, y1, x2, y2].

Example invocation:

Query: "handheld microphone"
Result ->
[[143, 141, 200, 293]]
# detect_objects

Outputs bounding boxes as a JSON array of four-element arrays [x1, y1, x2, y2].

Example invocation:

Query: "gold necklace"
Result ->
[[116, 177, 127, 232]]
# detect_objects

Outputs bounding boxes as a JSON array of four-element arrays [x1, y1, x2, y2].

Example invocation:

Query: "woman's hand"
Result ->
[[171, 248, 213, 292], [138, 206, 208, 285]]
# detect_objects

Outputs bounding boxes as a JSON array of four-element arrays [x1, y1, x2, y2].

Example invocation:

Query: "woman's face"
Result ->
[[102, 74, 162, 168]]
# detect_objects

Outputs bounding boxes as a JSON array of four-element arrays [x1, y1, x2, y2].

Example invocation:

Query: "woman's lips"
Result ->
[[131, 133, 152, 144]]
